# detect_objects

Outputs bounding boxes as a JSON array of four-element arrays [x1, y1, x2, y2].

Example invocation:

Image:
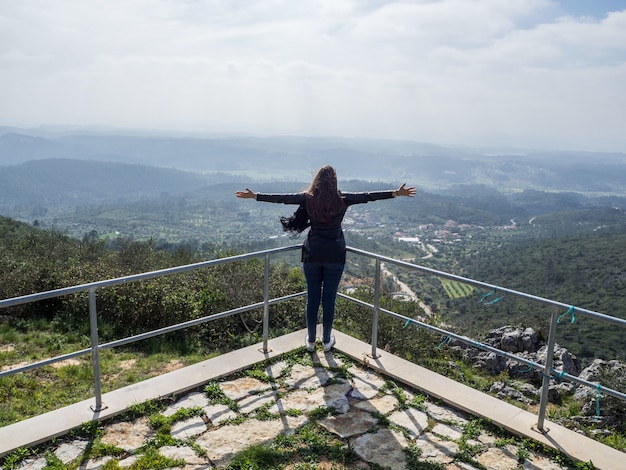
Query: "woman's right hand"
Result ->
[[235, 188, 256, 199]]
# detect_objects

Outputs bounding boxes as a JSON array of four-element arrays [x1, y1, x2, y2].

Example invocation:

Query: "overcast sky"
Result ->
[[1, 0, 625, 152]]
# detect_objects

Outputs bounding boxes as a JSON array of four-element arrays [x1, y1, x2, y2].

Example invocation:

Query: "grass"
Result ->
[[440, 279, 474, 299], [0, 317, 215, 426]]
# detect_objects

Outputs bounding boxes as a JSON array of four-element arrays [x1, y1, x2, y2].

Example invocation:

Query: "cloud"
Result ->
[[1, 0, 625, 151]]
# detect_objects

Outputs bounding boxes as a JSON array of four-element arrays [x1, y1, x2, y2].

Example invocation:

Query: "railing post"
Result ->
[[536, 305, 559, 432], [89, 287, 105, 412], [370, 258, 381, 358], [261, 252, 271, 353]]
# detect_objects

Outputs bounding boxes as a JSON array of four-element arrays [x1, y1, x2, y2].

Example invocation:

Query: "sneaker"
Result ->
[[305, 336, 316, 352], [323, 335, 336, 352]]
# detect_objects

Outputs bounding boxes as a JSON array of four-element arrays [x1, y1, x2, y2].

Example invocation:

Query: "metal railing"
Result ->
[[1, 245, 625, 433]]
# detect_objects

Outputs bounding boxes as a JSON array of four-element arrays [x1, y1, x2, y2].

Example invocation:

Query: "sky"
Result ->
[[1, 0, 625, 152]]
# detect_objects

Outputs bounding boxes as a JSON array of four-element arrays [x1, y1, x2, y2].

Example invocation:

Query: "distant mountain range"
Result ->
[[2, 126, 626, 194]]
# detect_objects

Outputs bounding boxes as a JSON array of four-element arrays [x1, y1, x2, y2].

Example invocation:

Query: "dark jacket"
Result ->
[[256, 191, 395, 263]]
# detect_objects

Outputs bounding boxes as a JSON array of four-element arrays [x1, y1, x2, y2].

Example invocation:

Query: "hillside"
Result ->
[[437, 230, 626, 364], [0, 159, 225, 212]]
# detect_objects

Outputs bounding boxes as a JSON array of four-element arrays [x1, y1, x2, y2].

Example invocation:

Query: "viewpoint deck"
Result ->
[[0, 329, 622, 469]]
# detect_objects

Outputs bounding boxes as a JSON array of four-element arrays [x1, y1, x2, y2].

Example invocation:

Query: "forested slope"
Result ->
[[446, 230, 626, 364]]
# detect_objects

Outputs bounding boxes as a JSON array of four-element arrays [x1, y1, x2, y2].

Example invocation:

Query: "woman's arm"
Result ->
[[343, 183, 416, 205], [235, 189, 306, 204]]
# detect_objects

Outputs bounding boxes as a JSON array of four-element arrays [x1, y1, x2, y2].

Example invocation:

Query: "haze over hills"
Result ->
[[2, 126, 626, 196]]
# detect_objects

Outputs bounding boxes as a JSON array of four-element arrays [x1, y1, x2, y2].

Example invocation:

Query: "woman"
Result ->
[[236, 165, 415, 352]]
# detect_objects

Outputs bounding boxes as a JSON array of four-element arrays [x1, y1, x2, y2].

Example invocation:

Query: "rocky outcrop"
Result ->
[[456, 326, 625, 428]]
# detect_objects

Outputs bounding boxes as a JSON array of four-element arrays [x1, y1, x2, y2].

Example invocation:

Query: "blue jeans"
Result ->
[[303, 262, 345, 344]]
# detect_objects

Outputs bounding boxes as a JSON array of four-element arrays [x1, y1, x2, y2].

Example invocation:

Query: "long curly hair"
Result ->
[[280, 165, 345, 236], [305, 165, 345, 223]]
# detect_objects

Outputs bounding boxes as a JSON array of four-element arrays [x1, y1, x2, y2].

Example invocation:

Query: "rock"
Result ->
[[237, 389, 279, 414], [77, 456, 114, 469], [352, 394, 398, 414], [475, 352, 508, 375], [100, 417, 154, 453], [486, 326, 539, 353], [204, 403, 237, 425], [195, 416, 306, 467], [351, 428, 410, 470], [163, 391, 209, 417], [475, 445, 519, 470], [54, 440, 89, 464], [490, 382, 533, 405], [284, 363, 331, 389], [413, 433, 459, 464], [221, 377, 271, 401], [431, 422, 463, 441], [158, 445, 208, 466], [348, 366, 387, 399], [321, 382, 352, 414], [426, 402, 469, 425], [264, 360, 288, 379], [388, 407, 429, 438], [170, 416, 207, 439], [522, 453, 568, 469], [318, 409, 378, 438]]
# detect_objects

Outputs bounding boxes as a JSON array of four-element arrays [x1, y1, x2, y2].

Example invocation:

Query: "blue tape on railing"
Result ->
[[436, 335, 451, 350], [479, 290, 495, 303], [403, 318, 413, 328], [550, 367, 566, 381], [596, 383, 602, 418], [517, 364, 534, 373], [486, 296, 503, 305], [557, 306, 575, 324]]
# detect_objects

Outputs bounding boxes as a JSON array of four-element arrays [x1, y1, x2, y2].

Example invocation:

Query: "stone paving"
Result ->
[[10, 349, 575, 470]]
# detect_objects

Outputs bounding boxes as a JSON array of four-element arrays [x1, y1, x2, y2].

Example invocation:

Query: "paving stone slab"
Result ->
[[195, 416, 307, 468], [117, 455, 139, 468], [476, 445, 520, 470], [264, 360, 288, 379], [351, 427, 410, 470], [159, 445, 208, 466], [163, 391, 209, 417], [318, 409, 378, 438], [348, 366, 388, 399], [522, 453, 569, 469], [54, 440, 89, 464], [204, 403, 237, 425], [16, 457, 47, 470], [78, 456, 114, 469], [237, 389, 280, 414], [431, 422, 464, 441], [268, 387, 327, 414], [388, 407, 429, 438], [220, 377, 271, 401], [284, 363, 330, 389], [100, 417, 154, 453], [320, 382, 352, 413], [170, 416, 208, 439], [426, 402, 470, 426], [352, 393, 398, 414], [414, 433, 459, 464]]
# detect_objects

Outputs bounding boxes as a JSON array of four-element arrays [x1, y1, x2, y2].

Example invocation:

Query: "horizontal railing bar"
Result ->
[[99, 291, 307, 351], [1, 291, 307, 378], [0, 245, 301, 309], [338, 292, 626, 402], [0, 348, 92, 379], [347, 246, 626, 327]]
